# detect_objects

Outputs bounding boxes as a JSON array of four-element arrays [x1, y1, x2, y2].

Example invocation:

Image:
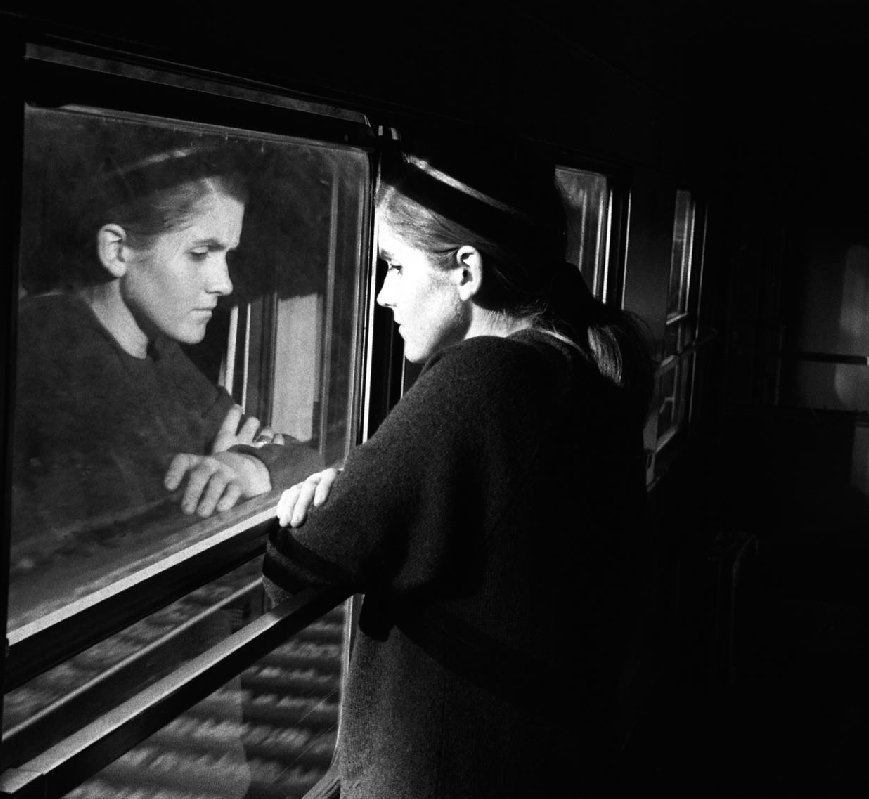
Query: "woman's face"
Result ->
[[121, 189, 244, 345], [376, 222, 468, 363]]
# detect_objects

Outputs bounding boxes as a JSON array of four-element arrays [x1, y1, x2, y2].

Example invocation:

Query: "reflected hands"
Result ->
[[211, 405, 286, 453], [276, 468, 340, 528], [164, 451, 271, 517]]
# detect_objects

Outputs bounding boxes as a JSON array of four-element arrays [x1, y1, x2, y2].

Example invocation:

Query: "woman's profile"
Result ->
[[264, 133, 654, 797], [12, 133, 284, 547]]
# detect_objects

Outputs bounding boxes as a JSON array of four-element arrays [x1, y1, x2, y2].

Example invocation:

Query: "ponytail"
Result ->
[[376, 136, 654, 416], [543, 261, 654, 419]]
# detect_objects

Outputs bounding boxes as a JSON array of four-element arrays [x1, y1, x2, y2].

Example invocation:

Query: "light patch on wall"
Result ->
[[834, 245, 869, 409], [839, 245, 869, 343]]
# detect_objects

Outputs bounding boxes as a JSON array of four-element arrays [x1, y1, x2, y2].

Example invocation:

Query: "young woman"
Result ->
[[264, 135, 654, 797], [12, 141, 284, 542]]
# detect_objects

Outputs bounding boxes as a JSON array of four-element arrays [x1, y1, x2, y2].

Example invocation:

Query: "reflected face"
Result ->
[[121, 190, 244, 345], [376, 222, 468, 363]]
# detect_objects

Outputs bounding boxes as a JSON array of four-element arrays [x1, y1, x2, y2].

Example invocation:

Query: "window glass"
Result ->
[[651, 189, 706, 460], [663, 317, 684, 360], [6, 560, 346, 799], [4, 559, 268, 757], [60, 607, 345, 799], [677, 351, 695, 430], [554, 167, 610, 300], [8, 105, 369, 637], [667, 190, 695, 317], [655, 360, 679, 442]]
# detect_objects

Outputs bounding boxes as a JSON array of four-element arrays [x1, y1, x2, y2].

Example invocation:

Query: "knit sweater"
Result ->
[[263, 329, 649, 798], [11, 292, 237, 539]]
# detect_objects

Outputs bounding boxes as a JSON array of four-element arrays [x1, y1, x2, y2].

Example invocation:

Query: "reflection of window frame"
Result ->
[[650, 190, 709, 477], [223, 155, 366, 463], [2, 43, 381, 798], [554, 162, 630, 307]]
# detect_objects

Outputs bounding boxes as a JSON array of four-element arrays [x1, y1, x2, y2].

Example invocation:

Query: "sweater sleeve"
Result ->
[[263, 343, 492, 598], [231, 437, 327, 490]]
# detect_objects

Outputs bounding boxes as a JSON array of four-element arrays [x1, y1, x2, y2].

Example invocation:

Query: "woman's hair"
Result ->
[[376, 134, 654, 415], [66, 141, 248, 288]]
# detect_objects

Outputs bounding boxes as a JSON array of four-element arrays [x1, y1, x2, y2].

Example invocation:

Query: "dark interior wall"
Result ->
[[0, 3, 696, 172]]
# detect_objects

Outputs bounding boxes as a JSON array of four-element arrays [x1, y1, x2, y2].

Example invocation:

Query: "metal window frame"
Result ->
[[0, 585, 351, 799], [3, 39, 388, 796]]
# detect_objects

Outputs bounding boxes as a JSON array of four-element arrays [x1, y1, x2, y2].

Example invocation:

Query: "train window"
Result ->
[[555, 166, 612, 301], [8, 104, 368, 637], [5, 82, 371, 795], [53, 583, 347, 799], [653, 190, 706, 450], [666, 190, 696, 322]]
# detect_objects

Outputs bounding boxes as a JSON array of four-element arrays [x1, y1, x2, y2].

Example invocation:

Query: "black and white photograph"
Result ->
[[0, 3, 866, 798]]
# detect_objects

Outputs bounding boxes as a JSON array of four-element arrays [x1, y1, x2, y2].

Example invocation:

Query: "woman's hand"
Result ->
[[276, 468, 340, 528], [164, 451, 271, 517], [211, 405, 286, 453]]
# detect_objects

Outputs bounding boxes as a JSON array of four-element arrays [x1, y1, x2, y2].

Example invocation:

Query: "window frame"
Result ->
[[2, 40, 390, 798], [649, 189, 712, 477], [553, 153, 632, 310]]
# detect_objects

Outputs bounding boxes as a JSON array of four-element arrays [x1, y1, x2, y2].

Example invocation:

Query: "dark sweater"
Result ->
[[264, 329, 649, 798], [11, 292, 236, 539]]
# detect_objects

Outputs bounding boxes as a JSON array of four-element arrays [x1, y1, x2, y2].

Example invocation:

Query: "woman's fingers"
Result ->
[[237, 415, 261, 444], [165, 453, 195, 491], [276, 483, 303, 527], [181, 458, 220, 514], [165, 453, 249, 517], [195, 468, 233, 517], [211, 405, 244, 452], [216, 482, 243, 514], [292, 475, 321, 526], [275, 469, 340, 528], [313, 468, 339, 506]]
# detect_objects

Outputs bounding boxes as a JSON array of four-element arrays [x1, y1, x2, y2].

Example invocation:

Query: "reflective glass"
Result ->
[[667, 190, 695, 316], [655, 361, 679, 440], [4, 558, 266, 757], [555, 167, 610, 300], [8, 105, 369, 636], [58, 599, 347, 799], [663, 318, 683, 359]]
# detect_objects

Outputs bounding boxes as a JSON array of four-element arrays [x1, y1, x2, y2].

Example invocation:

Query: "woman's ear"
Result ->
[[453, 246, 484, 302], [97, 224, 130, 279]]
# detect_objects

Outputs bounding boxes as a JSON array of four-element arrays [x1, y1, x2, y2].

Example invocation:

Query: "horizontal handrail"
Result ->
[[3, 578, 263, 767], [0, 584, 351, 799], [782, 350, 869, 366], [5, 496, 282, 691]]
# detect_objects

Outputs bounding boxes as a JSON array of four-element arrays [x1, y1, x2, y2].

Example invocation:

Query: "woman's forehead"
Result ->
[[376, 221, 404, 258]]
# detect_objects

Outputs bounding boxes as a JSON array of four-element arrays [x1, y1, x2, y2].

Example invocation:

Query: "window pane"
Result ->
[[8, 105, 368, 636], [656, 361, 679, 441], [47, 590, 347, 799], [4, 558, 265, 755], [676, 351, 695, 430], [663, 318, 684, 359], [554, 166, 610, 300], [667, 190, 695, 316]]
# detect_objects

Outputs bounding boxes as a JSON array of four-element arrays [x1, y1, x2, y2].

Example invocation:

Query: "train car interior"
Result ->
[[1, 2, 867, 797]]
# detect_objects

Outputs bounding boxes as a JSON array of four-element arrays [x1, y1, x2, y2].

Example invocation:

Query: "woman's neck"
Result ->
[[464, 307, 533, 341], [79, 282, 150, 358]]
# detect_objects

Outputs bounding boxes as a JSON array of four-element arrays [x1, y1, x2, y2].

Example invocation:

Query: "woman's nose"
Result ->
[[377, 270, 395, 308], [208, 256, 233, 296]]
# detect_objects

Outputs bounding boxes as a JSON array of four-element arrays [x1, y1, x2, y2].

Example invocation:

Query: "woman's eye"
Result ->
[[386, 262, 401, 274], [189, 249, 210, 261]]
